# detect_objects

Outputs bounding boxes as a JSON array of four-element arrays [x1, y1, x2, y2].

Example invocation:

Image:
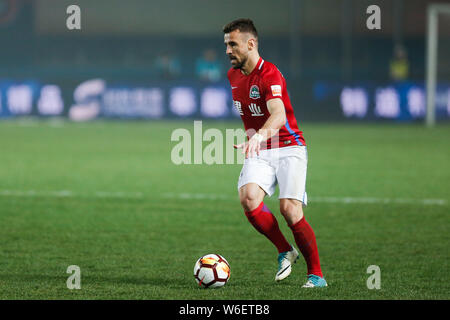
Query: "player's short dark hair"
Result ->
[[222, 18, 258, 38]]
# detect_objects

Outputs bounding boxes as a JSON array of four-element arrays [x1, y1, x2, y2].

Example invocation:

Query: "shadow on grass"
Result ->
[[88, 275, 189, 287], [0, 273, 189, 288]]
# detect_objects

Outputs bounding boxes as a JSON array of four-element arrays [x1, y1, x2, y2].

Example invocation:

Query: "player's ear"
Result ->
[[248, 38, 256, 51]]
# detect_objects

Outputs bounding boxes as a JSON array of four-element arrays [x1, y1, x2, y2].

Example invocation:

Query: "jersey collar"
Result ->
[[241, 57, 264, 76]]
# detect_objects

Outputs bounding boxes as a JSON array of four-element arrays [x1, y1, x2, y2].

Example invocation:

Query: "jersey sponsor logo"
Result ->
[[271, 85, 282, 97], [249, 103, 264, 116], [233, 100, 243, 115], [231, 86, 238, 89], [249, 85, 260, 99]]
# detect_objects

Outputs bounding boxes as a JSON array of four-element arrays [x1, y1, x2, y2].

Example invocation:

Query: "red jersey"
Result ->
[[227, 57, 306, 149]]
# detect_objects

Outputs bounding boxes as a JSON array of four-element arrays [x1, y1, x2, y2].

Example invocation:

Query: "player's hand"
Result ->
[[233, 143, 245, 150], [233, 142, 256, 159], [234, 133, 264, 159]]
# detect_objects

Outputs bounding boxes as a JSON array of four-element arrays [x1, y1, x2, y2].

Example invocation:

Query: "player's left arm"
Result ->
[[258, 98, 286, 140], [236, 98, 286, 158], [235, 68, 286, 158]]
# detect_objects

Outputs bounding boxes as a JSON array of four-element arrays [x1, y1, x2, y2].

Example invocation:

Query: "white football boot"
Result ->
[[275, 245, 299, 281]]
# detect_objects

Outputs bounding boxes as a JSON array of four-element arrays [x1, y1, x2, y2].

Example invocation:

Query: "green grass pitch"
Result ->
[[0, 119, 448, 299]]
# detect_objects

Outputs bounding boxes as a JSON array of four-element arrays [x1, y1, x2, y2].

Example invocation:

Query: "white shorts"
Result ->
[[237, 145, 308, 205]]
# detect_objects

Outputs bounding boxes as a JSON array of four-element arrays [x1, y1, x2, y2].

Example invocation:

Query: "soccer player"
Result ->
[[223, 18, 327, 288]]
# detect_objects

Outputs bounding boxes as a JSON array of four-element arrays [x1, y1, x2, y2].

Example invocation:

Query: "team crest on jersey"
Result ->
[[249, 85, 260, 99]]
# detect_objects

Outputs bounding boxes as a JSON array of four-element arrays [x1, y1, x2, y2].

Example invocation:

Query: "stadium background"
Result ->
[[0, 0, 449, 300], [1, 0, 450, 122]]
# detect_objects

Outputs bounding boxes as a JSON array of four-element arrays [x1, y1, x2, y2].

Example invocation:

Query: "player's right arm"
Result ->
[[234, 98, 286, 158]]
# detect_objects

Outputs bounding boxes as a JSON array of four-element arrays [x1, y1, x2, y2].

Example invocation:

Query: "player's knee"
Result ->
[[279, 200, 294, 215], [240, 192, 261, 212], [239, 183, 265, 212], [240, 197, 260, 212], [280, 200, 304, 225]]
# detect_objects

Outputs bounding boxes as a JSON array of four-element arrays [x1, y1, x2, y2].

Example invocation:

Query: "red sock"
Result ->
[[245, 202, 292, 254], [289, 218, 323, 277]]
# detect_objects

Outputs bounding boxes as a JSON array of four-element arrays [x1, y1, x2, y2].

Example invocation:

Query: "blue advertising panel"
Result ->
[[0, 78, 449, 122]]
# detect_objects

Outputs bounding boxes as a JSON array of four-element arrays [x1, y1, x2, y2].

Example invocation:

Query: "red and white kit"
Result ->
[[228, 57, 305, 149], [228, 57, 308, 203]]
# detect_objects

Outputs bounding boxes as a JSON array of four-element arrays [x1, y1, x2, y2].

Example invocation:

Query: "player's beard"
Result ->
[[230, 55, 247, 70]]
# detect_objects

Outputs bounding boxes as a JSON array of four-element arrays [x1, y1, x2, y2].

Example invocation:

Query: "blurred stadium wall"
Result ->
[[0, 0, 449, 122]]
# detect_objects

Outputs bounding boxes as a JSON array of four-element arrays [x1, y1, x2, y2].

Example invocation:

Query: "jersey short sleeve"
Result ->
[[261, 67, 284, 102]]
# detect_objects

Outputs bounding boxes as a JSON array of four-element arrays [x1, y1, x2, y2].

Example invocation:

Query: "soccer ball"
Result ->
[[193, 254, 231, 288]]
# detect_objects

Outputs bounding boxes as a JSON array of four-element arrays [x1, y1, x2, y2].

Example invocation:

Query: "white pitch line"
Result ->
[[0, 190, 143, 199], [0, 190, 447, 206], [161, 192, 448, 206]]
